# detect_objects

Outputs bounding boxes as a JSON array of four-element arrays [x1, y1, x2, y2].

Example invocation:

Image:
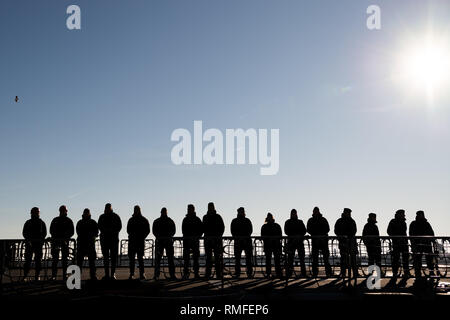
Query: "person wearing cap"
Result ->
[[76, 208, 99, 280], [49, 205, 74, 280], [261, 213, 283, 278], [127, 205, 150, 280], [362, 213, 381, 269], [230, 207, 253, 278], [387, 209, 410, 278], [98, 203, 122, 280], [182, 204, 204, 279], [334, 208, 358, 279], [284, 209, 307, 278], [22, 207, 47, 281], [409, 211, 438, 277], [307, 207, 332, 277], [153, 207, 177, 280], [202, 202, 225, 279]]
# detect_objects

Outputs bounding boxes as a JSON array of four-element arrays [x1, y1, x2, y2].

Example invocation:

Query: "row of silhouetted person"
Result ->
[[21, 203, 439, 281]]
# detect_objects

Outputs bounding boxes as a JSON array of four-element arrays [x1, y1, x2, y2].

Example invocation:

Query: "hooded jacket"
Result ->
[[23, 217, 47, 241], [98, 211, 122, 240], [152, 216, 176, 239], [182, 212, 203, 238], [231, 216, 253, 238], [202, 210, 225, 238], [127, 214, 150, 241], [76, 217, 99, 243], [50, 216, 74, 240], [307, 213, 330, 236], [284, 217, 306, 238]]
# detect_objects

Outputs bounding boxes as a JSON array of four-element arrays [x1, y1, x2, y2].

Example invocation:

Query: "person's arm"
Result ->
[[152, 220, 158, 238], [144, 219, 150, 238], [333, 220, 339, 236], [69, 219, 75, 238], [170, 219, 176, 237], [42, 222, 47, 239], [126, 219, 131, 236], [248, 220, 253, 236], [219, 216, 225, 236], [300, 221, 306, 236], [230, 220, 235, 237], [22, 221, 29, 239], [50, 219, 55, 238], [94, 221, 99, 237], [117, 216, 122, 233], [324, 219, 330, 234]]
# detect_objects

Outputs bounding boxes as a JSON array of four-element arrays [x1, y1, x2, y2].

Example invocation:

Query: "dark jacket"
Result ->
[[98, 212, 122, 240], [50, 216, 74, 240], [152, 216, 176, 239], [409, 218, 434, 248], [231, 217, 253, 238], [284, 218, 306, 238], [76, 217, 99, 243], [362, 222, 380, 248], [261, 222, 282, 251], [127, 214, 150, 241], [202, 211, 225, 238], [387, 218, 407, 247], [23, 217, 47, 241], [334, 216, 357, 238], [182, 212, 203, 238], [307, 214, 330, 236]]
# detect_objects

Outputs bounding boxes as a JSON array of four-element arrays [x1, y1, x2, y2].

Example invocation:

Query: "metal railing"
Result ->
[[1, 236, 449, 282]]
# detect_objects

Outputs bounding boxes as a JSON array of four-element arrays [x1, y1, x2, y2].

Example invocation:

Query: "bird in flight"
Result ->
[[15, 96, 19, 103]]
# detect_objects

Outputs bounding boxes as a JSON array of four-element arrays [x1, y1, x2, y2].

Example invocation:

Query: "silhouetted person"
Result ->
[[153, 207, 176, 280], [409, 211, 437, 277], [261, 213, 283, 278], [76, 208, 98, 280], [307, 207, 332, 277], [127, 205, 150, 280], [284, 209, 307, 278], [202, 202, 225, 279], [50, 205, 74, 280], [334, 208, 358, 279], [98, 203, 122, 280], [182, 204, 203, 279], [23, 207, 47, 280], [362, 213, 381, 268], [231, 207, 253, 278], [387, 209, 410, 278], [15, 96, 18, 103]]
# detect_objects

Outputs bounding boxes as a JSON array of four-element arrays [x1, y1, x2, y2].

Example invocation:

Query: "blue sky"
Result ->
[[1, 0, 450, 238]]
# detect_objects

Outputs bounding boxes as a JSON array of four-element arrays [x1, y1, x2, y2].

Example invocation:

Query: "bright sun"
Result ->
[[395, 32, 450, 102]]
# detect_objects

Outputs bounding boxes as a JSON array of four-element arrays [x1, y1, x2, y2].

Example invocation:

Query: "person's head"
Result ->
[[416, 210, 425, 220], [368, 213, 377, 223], [395, 209, 406, 221], [290, 209, 298, 220], [237, 207, 245, 218], [30, 207, 40, 219], [265, 212, 274, 223], [312, 207, 320, 217], [187, 204, 195, 215], [133, 205, 141, 216], [82, 208, 91, 219], [342, 208, 352, 218], [207, 202, 215, 213], [161, 207, 168, 217], [59, 205, 68, 217], [104, 203, 112, 214]]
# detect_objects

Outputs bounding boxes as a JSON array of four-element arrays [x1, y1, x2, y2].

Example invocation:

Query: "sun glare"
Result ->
[[394, 32, 450, 103]]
